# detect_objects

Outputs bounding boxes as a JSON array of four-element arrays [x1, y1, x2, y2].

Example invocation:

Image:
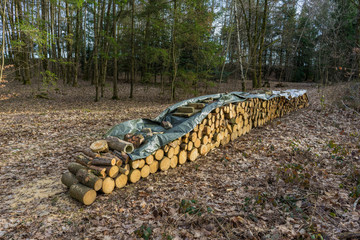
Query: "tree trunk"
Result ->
[[129, 0, 135, 98], [73, 4, 81, 87], [93, 1, 100, 101], [112, 0, 119, 100], [65, 2, 73, 85], [170, 0, 177, 102], [0, 0, 7, 81]]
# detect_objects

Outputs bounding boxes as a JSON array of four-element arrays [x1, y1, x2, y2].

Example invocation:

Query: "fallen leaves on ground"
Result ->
[[0, 75, 359, 239]]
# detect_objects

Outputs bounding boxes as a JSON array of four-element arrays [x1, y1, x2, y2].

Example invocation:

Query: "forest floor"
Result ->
[[1, 69, 360, 240]]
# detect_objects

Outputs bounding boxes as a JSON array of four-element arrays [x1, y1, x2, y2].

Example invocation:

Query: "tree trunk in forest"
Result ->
[[74, 5, 81, 87], [234, 0, 246, 91], [0, 0, 7, 81], [130, 0, 135, 99], [100, 0, 108, 98], [170, 0, 177, 102], [112, 0, 119, 100], [65, 2, 73, 85], [16, 1, 30, 85], [93, 1, 100, 102], [41, 0, 48, 76], [50, 1, 57, 76]]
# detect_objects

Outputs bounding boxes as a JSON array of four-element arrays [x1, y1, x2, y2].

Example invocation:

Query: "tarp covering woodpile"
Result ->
[[61, 89, 309, 205], [105, 90, 308, 160]]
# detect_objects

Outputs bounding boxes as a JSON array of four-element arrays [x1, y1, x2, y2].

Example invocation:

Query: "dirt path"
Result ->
[[1, 75, 359, 239]]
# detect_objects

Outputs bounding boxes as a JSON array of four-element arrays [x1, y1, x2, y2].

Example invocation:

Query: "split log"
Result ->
[[106, 136, 134, 153], [140, 165, 150, 178], [194, 139, 201, 148], [138, 159, 146, 168], [170, 156, 178, 168], [102, 177, 115, 194], [61, 171, 79, 188], [167, 147, 175, 158], [149, 161, 159, 173], [130, 160, 140, 169], [145, 154, 154, 165], [178, 150, 187, 165], [199, 145, 208, 156], [188, 148, 199, 162], [159, 157, 171, 171], [124, 164, 130, 175], [90, 140, 109, 153], [129, 169, 141, 183], [76, 169, 103, 191], [69, 183, 97, 205], [115, 174, 128, 189], [154, 149, 164, 160], [174, 145, 180, 155]]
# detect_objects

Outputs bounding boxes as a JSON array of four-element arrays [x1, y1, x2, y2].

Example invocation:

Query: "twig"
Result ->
[[338, 231, 360, 239], [212, 216, 231, 240], [341, 100, 360, 116], [353, 197, 360, 211]]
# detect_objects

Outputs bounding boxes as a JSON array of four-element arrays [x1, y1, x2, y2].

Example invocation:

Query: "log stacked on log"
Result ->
[[61, 93, 309, 205]]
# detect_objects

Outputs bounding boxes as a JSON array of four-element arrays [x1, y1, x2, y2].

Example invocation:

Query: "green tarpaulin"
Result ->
[[105, 90, 307, 160]]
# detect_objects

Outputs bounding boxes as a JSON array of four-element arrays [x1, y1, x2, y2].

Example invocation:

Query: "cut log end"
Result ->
[[149, 161, 159, 173], [155, 149, 164, 160], [90, 140, 109, 153], [159, 157, 171, 171], [140, 165, 150, 178], [69, 183, 97, 205], [115, 174, 128, 189], [178, 150, 187, 165], [102, 177, 115, 194], [129, 169, 141, 183]]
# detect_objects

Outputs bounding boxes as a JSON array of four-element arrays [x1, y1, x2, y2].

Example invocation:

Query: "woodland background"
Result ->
[[1, 0, 360, 100], [1, 0, 360, 239]]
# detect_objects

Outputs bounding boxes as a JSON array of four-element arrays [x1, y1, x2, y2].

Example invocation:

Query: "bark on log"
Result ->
[[106, 136, 134, 153], [79, 148, 99, 158], [92, 157, 116, 166], [69, 183, 97, 205], [104, 165, 119, 178], [76, 169, 103, 191], [61, 171, 79, 188], [68, 162, 87, 175], [113, 150, 130, 164]]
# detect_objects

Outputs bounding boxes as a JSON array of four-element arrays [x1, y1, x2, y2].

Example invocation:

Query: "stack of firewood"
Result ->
[[61, 93, 309, 205]]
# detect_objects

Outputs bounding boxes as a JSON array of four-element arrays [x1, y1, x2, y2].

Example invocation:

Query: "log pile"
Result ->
[[61, 93, 309, 205]]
